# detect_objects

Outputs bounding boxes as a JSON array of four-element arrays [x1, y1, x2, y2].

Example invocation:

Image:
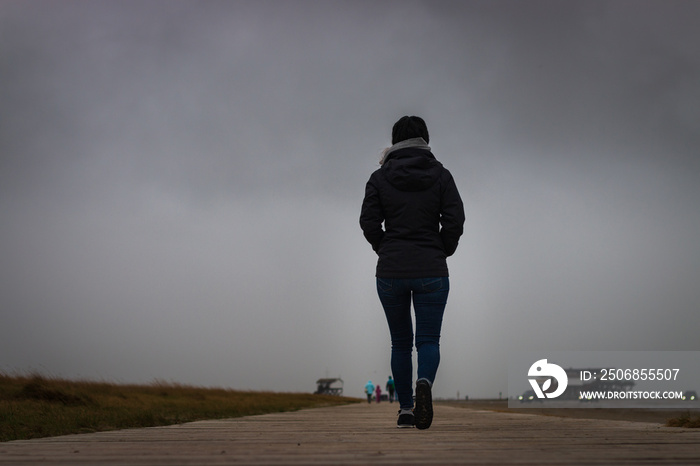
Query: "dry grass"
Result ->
[[0, 373, 359, 441], [442, 400, 700, 428], [666, 412, 700, 428]]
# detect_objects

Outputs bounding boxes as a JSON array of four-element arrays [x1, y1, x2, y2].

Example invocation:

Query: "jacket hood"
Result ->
[[381, 138, 442, 192]]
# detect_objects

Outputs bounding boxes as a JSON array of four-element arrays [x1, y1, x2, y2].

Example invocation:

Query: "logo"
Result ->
[[528, 359, 568, 399]]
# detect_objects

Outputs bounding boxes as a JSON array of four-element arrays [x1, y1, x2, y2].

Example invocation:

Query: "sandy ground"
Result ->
[[441, 399, 700, 425]]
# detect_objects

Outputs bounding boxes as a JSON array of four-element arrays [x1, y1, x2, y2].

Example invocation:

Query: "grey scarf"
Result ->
[[379, 137, 431, 165]]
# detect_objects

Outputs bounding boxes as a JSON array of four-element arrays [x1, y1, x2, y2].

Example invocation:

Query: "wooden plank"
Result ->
[[1, 401, 699, 464]]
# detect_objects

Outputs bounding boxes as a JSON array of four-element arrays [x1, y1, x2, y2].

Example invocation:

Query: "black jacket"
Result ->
[[360, 146, 465, 278]]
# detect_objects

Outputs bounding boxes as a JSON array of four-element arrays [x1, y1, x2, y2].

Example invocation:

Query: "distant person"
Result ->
[[364, 380, 374, 404], [386, 376, 395, 403], [375, 384, 382, 403], [360, 116, 465, 429]]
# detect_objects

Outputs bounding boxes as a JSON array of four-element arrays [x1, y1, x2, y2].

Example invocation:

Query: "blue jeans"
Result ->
[[376, 277, 449, 409]]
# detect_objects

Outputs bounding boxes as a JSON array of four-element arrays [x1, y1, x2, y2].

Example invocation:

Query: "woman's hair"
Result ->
[[391, 115, 429, 145]]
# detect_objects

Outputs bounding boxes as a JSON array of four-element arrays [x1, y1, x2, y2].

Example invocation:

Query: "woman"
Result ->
[[360, 116, 465, 429]]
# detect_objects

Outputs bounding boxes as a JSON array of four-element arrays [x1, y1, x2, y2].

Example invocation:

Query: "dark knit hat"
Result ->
[[391, 115, 429, 145]]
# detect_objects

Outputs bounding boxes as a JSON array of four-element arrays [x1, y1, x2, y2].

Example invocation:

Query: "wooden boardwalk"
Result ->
[[2, 401, 699, 465]]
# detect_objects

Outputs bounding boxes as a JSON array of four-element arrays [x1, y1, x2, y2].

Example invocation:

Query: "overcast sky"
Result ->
[[2, 0, 699, 399]]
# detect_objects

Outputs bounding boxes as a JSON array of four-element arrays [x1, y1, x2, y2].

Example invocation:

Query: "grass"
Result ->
[[666, 412, 700, 428], [0, 373, 359, 442]]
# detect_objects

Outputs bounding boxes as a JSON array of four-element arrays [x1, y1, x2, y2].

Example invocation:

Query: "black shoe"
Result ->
[[397, 410, 415, 428], [414, 379, 433, 430]]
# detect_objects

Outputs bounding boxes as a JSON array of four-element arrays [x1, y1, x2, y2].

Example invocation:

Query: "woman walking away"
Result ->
[[360, 116, 465, 429]]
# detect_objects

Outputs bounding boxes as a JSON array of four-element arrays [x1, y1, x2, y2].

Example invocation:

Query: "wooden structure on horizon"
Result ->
[[315, 378, 344, 396]]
